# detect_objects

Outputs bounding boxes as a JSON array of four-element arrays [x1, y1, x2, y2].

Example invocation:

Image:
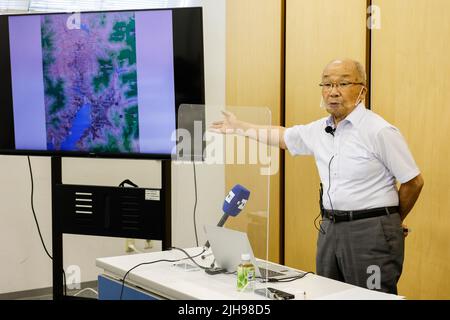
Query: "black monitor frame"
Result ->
[[0, 7, 205, 160]]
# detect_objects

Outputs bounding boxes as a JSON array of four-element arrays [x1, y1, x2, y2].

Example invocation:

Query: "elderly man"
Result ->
[[210, 59, 424, 294]]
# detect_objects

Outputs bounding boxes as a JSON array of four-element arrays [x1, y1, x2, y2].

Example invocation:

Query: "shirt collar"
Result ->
[[326, 103, 367, 128], [345, 103, 366, 127]]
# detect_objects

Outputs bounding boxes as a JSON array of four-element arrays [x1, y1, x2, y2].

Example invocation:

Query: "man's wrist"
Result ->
[[236, 120, 253, 132], [399, 209, 409, 222]]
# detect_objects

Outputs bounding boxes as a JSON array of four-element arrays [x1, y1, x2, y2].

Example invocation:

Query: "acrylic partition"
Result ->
[[174, 104, 274, 299]]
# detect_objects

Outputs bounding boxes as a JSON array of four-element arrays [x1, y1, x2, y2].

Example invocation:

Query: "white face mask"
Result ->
[[354, 87, 365, 107], [320, 96, 327, 109]]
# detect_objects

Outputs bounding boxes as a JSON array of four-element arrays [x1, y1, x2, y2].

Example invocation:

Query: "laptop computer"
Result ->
[[204, 225, 301, 280]]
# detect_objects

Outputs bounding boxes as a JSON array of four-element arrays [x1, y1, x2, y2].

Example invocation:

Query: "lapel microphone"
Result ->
[[323, 87, 364, 138], [325, 126, 336, 136]]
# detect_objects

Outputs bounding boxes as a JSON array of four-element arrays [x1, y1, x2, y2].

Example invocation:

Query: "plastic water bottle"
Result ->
[[237, 253, 256, 292]]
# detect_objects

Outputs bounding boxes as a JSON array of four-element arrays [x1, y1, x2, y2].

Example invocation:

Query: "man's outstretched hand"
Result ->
[[209, 111, 241, 134]]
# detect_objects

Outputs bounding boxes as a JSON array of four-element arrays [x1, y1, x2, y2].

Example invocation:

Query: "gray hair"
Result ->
[[354, 61, 367, 87], [325, 59, 367, 87]]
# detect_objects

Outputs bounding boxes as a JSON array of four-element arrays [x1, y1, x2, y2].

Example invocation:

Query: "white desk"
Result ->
[[96, 247, 403, 300]]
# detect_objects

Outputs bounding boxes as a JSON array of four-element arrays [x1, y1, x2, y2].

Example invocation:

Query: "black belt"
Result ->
[[322, 206, 399, 223]]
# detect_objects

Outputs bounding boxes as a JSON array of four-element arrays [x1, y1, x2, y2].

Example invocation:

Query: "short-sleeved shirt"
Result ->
[[284, 103, 420, 210]]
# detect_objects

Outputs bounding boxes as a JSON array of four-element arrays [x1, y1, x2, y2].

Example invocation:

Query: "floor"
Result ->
[[0, 282, 98, 300]]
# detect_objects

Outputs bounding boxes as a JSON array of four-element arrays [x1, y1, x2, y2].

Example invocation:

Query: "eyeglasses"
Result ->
[[319, 82, 364, 91]]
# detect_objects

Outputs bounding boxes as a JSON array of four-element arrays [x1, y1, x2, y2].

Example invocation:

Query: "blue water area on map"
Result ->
[[81, 24, 90, 34], [61, 103, 92, 151]]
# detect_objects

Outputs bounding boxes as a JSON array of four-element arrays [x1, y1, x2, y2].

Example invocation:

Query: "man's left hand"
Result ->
[[402, 224, 410, 238]]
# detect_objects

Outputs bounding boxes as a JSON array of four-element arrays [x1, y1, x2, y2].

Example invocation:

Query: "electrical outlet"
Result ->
[[125, 239, 135, 253]]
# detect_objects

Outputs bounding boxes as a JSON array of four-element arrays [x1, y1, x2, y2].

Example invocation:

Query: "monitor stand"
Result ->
[[50, 156, 172, 300]]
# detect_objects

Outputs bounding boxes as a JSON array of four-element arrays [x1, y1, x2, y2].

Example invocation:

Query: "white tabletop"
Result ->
[[96, 247, 403, 300]]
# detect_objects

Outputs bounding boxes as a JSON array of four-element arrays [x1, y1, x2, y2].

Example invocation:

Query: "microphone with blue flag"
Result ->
[[204, 184, 250, 248]]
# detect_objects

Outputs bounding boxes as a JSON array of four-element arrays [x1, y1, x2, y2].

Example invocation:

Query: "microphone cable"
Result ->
[[265, 271, 315, 283], [314, 125, 337, 235], [314, 155, 336, 235], [27, 156, 67, 296], [314, 184, 326, 235], [119, 246, 208, 300], [192, 161, 199, 247], [326, 156, 336, 218], [118, 179, 139, 188]]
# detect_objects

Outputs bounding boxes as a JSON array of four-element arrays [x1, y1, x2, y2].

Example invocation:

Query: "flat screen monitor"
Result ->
[[0, 7, 205, 159]]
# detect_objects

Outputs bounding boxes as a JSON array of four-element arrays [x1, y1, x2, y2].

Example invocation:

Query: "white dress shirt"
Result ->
[[284, 103, 420, 210]]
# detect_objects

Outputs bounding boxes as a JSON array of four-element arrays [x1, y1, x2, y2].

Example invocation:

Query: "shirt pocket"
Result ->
[[342, 148, 380, 180]]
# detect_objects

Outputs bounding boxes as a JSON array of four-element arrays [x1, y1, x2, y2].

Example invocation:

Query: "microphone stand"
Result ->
[[200, 246, 216, 267], [201, 251, 213, 260]]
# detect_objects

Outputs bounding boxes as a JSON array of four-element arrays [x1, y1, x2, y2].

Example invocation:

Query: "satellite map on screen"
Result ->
[[41, 12, 140, 153]]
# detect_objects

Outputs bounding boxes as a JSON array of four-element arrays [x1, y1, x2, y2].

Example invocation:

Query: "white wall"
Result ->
[[0, 0, 225, 294]]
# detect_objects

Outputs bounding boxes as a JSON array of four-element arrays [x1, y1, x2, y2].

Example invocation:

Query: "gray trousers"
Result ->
[[316, 213, 404, 294]]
